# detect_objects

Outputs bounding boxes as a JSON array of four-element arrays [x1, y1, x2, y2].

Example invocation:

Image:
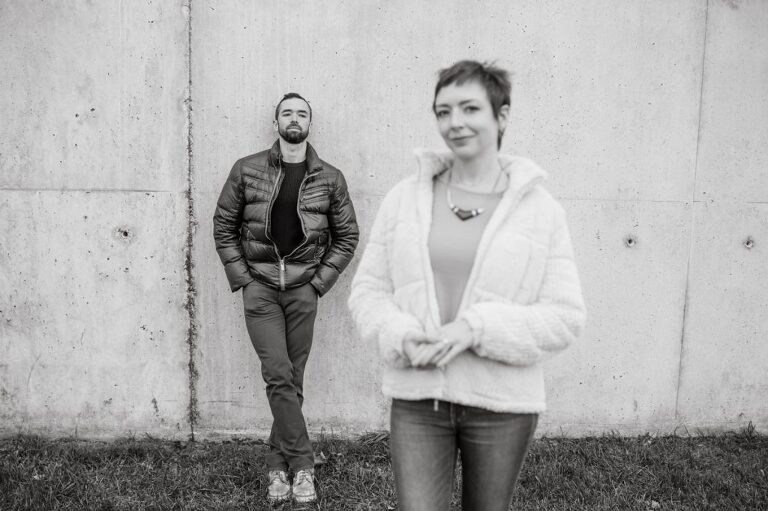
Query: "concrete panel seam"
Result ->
[[183, 0, 199, 441], [559, 198, 695, 204], [0, 188, 178, 193], [675, 0, 710, 421]]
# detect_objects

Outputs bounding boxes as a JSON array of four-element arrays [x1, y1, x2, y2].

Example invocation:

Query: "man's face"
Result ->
[[274, 97, 311, 144]]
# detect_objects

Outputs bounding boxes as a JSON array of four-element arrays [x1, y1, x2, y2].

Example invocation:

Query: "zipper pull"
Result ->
[[279, 259, 286, 291]]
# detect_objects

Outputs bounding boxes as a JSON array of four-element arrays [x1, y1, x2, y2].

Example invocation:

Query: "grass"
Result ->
[[0, 427, 766, 510]]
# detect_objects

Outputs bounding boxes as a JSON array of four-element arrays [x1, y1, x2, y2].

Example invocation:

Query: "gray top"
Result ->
[[428, 175, 504, 325]]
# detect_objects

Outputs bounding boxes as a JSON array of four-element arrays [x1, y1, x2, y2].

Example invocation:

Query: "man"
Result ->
[[213, 93, 358, 504]]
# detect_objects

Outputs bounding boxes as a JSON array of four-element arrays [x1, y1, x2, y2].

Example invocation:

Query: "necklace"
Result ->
[[445, 169, 503, 221]]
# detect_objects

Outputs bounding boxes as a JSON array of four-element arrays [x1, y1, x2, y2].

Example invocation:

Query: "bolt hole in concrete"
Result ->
[[114, 226, 134, 243], [624, 235, 637, 248], [744, 237, 754, 249]]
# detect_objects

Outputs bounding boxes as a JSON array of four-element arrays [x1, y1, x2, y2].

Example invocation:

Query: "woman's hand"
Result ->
[[402, 332, 448, 368], [433, 320, 474, 368]]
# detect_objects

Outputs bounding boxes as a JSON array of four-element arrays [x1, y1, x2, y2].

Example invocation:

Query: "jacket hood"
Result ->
[[413, 148, 548, 195], [268, 140, 324, 173]]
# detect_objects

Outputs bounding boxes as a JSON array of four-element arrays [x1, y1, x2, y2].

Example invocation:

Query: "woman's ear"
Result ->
[[497, 104, 510, 127]]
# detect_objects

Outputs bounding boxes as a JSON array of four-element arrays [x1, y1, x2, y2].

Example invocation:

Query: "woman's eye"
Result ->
[[464, 106, 478, 113], [436, 111, 449, 118]]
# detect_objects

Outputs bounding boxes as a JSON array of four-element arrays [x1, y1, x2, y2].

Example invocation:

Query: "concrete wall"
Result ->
[[1, 0, 766, 439], [0, 1, 192, 437]]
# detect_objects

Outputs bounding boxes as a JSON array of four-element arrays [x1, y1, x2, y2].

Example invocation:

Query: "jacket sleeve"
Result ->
[[213, 161, 254, 292], [310, 171, 360, 296], [458, 203, 586, 365], [348, 188, 424, 368]]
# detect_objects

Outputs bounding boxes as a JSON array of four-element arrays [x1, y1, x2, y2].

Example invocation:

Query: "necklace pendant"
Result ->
[[456, 209, 475, 221], [444, 171, 494, 221], [450, 204, 484, 221]]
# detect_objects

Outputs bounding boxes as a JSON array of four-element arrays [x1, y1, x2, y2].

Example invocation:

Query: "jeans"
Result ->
[[390, 398, 537, 511], [242, 279, 318, 472]]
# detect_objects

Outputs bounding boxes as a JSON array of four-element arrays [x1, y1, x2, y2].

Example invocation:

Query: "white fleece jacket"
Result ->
[[348, 149, 586, 413]]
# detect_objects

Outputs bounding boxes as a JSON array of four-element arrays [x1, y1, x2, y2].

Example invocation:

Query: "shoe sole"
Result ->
[[267, 492, 291, 503]]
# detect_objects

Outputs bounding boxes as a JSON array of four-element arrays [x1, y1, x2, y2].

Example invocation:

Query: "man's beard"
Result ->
[[279, 123, 309, 144]]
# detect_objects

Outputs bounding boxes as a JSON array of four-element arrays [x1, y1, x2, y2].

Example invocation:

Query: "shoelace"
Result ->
[[294, 470, 313, 485], [269, 472, 287, 485]]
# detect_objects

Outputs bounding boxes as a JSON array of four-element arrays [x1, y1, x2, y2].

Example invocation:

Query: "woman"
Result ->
[[348, 60, 586, 510]]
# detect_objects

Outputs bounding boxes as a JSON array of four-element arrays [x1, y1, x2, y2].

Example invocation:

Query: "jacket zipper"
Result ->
[[267, 155, 321, 291], [264, 161, 284, 253], [279, 259, 286, 291], [264, 160, 285, 289]]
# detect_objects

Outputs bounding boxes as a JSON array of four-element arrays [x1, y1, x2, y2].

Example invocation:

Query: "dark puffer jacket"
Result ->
[[213, 141, 359, 296]]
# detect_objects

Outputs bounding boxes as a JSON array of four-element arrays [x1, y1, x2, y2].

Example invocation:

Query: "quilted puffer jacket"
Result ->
[[348, 149, 586, 413], [213, 141, 359, 296]]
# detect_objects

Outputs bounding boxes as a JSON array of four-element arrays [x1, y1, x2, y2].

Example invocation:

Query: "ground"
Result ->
[[1, 427, 766, 510]]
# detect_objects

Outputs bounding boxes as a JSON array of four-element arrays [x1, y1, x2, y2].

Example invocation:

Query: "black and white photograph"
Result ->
[[1, 1, 766, 509]]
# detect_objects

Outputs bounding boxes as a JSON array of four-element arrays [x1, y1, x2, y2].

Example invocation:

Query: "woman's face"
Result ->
[[434, 80, 508, 160]]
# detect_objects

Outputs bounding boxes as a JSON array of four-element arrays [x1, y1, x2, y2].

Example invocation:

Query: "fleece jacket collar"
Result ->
[[413, 148, 548, 197]]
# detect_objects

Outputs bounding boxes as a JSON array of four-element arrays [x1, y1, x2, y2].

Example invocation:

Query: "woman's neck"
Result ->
[[450, 149, 501, 187]]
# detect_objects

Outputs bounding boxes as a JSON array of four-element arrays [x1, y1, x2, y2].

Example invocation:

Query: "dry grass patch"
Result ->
[[1, 426, 765, 510]]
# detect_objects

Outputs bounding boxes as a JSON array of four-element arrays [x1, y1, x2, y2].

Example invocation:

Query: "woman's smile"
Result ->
[[434, 81, 505, 159]]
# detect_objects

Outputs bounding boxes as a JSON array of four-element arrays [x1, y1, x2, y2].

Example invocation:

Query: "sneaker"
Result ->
[[267, 470, 291, 503], [292, 468, 316, 503]]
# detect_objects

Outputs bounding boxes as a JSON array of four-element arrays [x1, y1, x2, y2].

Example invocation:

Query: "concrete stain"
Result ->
[[25, 354, 42, 391], [183, 0, 199, 442]]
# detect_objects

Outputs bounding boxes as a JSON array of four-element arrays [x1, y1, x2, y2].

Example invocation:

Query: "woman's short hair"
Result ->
[[432, 60, 511, 118]]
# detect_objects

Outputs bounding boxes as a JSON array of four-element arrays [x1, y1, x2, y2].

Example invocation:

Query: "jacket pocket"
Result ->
[[302, 187, 328, 203], [313, 232, 329, 261]]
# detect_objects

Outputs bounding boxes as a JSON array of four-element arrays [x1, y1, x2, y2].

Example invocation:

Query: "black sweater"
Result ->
[[271, 160, 307, 257]]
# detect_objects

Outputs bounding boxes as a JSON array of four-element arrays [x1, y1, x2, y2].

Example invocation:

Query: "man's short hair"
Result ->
[[432, 60, 511, 118], [275, 92, 312, 121]]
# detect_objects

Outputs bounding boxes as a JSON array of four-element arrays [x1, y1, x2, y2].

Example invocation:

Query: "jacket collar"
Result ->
[[413, 148, 547, 196], [268, 139, 324, 173]]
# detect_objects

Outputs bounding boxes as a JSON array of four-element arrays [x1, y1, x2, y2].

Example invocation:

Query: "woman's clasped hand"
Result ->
[[402, 320, 474, 368]]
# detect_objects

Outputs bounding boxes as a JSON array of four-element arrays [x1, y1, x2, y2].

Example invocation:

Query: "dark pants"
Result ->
[[390, 398, 538, 511], [243, 279, 318, 472]]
